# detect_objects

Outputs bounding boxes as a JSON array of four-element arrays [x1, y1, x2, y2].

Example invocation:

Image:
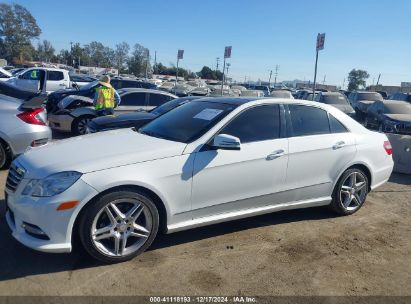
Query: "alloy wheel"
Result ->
[[77, 118, 92, 135], [339, 171, 367, 211], [91, 198, 153, 257]]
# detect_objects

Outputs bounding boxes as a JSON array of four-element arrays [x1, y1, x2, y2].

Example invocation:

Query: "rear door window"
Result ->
[[47, 71, 64, 81], [288, 105, 330, 136], [148, 94, 172, 107], [329, 114, 348, 133], [120, 92, 147, 106]]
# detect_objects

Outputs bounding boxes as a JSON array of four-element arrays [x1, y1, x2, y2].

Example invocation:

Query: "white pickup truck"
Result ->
[[6, 67, 71, 93]]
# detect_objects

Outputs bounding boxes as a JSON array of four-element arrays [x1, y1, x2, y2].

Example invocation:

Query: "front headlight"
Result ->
[[22, 171, 82, 197]]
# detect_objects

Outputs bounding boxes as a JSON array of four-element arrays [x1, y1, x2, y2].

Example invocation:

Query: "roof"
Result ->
[[118, 88, 177, 97]]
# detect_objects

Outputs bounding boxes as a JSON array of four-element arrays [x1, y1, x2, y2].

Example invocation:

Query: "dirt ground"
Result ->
[[0, 169, 410, 296]]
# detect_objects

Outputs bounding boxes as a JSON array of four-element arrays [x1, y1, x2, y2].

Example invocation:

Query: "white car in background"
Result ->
[[6, 67, 70, 93], [5, 98, 393, 263], [0, 67, 13, 81]]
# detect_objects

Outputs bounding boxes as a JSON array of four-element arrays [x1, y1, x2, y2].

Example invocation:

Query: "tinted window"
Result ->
[[47, 71, 64, 81], [219, 105, 280, 143], [321, 94, 349, 105], [111, 79, 120, 89], [329, 114, 348, 133], [149, 94, 172, 107], [140, 101, 235, 143], [120, 92, 146, 106], [21, 69, 40, 80], [289, 105, 330, 136], [356, 92, 383, 101]]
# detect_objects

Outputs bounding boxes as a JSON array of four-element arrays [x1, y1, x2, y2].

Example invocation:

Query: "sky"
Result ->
[[4, 0, 411, 86]]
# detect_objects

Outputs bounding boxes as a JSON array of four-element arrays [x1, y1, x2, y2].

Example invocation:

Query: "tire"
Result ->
[[72, 115, 95, 136], [79, 189, 159, 263], [0, 140, 11, 170], [330, 168, 369, 216], [364, 117, 369, 128]]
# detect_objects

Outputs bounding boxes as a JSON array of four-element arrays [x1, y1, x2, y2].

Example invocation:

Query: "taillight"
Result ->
[[17, 108, 46, 126], [383, 140, 392, 155]]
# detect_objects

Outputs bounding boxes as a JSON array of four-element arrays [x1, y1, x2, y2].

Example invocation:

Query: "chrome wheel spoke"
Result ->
[[110, 202, 125, 220], [121, 233, 128, 254], [94, 231, 114, 241], [343, 195, 352, 208], [355, 181, 366, 191], [352, 194, 361, 206], [126, 203, 144, 221], [114, 233, 121, 255], [104, 206, 117, 224]]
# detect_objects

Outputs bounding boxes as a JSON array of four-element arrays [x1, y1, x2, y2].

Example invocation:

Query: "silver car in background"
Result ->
[[0, 94, 52, 169]]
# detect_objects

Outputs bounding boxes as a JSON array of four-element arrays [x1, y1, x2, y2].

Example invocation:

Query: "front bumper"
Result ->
[[48, 114, 74, 132], [5, 177, 98, 253]]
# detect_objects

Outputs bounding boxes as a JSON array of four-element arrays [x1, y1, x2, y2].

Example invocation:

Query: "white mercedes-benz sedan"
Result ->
[[5, 97, 394, 263]]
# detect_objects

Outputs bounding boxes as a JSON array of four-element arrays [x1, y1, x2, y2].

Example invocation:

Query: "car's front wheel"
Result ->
[[79, 189, 159, 263], [72, 115, 95, 135], [330, 168, 369, 215]]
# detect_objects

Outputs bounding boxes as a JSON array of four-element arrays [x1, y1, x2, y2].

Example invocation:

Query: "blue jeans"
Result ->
[[96, 108, 114, 116]]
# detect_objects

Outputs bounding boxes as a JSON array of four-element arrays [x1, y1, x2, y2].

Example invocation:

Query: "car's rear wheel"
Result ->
[[72, 115, 95, 135], [330, 168, 369, 215], [79, 190, 159, 263], [0, 140, 11, 170]]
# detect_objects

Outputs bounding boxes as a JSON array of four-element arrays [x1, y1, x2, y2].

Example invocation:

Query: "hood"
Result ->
[[92, 112, 157, 127], [384, 114, 411, 122], [16, 128, 187, 179], [330, 103, 355, 114], [59, 95, 93, 109]]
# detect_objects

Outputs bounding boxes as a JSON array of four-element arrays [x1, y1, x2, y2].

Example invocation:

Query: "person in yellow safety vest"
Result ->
[[94, 75, 121, 116]]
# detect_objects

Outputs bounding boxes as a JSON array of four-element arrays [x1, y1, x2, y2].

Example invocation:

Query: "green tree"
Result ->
[[36, 40, 55, 62], [128, 44, 151, 77], [114, 42, 130, 72], [197, 66, 223, 80], [83, 41, 114, 68], [0, 3, 41, 62], [348, 69, 369, 91]]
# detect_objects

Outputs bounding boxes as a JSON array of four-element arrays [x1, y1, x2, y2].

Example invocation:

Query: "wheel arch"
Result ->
[[333, 162, 373, 193], [71, 184, 169, 248]]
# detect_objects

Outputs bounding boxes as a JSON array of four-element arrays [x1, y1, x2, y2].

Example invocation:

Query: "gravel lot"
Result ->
[[0, 169, 410, 296]]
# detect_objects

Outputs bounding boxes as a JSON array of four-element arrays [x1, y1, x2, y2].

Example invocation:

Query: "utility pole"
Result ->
[[221, 46, 232, 95], [322, 74, 326, 85], [154, 51, 157, 74], [274, 65, 279, 87], [376, 73, 381, 86], [342, 78, 346, 90], [226, 63, 230, 76], [216, 57, 220, 71], [268, 70, 273, 89]]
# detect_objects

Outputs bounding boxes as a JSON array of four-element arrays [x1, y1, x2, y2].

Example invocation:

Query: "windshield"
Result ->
[[322, 94, 349, 105], [151, 98, 190, 116], [139, 100, 236, 143], [385, 103, 411, 114], [358, 92, 383, 101]]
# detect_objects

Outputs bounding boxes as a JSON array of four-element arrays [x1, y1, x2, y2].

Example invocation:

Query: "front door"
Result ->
[[191, 104, 289, 218]]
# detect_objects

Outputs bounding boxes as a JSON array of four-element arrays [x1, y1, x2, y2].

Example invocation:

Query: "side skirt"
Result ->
[[166, 197, 331, 233]]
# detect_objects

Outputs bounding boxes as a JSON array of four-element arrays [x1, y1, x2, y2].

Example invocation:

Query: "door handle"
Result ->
[[266, 149, 285, 160], [332, 141, 346, 150]]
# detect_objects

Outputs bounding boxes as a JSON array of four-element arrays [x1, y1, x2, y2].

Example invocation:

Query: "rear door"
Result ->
[[147, 93, 173, 111], [284, 104, 356, 202], [115, 92, 148, 113], [46, 71, 67, 92]]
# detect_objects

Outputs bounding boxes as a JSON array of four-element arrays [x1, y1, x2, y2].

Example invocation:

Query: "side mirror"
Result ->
[[212, 134, 241, 150]]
